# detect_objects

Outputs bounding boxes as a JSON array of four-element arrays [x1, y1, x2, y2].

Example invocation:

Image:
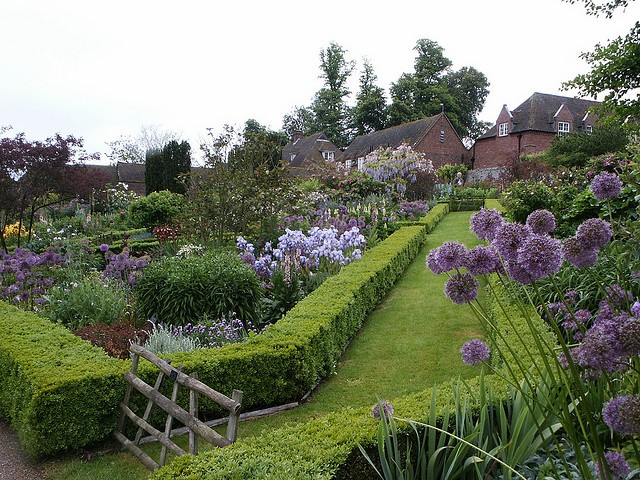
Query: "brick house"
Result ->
[[471, 92, 600, 179], [339, 113, 468, 171], [281, 132, 340, 176]]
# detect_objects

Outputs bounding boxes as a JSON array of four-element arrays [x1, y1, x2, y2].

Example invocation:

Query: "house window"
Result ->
[[290, 153, 297, 162], [557, 122, 570, 136], [499, 123, 509, 137], [345, 159, 353, 169], [440, 130, 445, 142], [586, 125, 593, 134], [357, 157, 364, 171], [322, 150, 335, 161]]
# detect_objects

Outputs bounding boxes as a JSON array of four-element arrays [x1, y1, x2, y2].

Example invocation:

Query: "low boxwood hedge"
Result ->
[[152, 276, 557, 480], [0, 203, 449, 458], [0, 302, 128, 458]]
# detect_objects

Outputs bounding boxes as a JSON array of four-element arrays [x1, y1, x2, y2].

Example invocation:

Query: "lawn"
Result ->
[[46, 210, 486, 479]]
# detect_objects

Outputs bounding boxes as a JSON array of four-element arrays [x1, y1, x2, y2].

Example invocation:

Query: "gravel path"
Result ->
[[0, 420, 47, 480]]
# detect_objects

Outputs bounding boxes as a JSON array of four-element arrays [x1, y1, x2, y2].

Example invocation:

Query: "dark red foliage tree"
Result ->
[[0, 131, 107, 249]]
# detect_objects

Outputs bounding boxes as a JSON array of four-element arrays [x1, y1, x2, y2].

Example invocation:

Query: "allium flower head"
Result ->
[[492, 223, 532, 262], [596, 450, 632, 480], [526, 209, 556, 235], [470, 208, 504, 242], [632, 301, 640, 318], [464, 246, 500, 275], [562, 236, 599, 269], [576, 218, 613, 250], [515, 234, 563, 283], [602, 395, 640, 435], [461, 339, 490, 366], [99, 243, 109, 253], [427, 241, 468, 273], [371, 401, 394, 421], [444, 272, 479, 304], [591, 171, 623, 201]]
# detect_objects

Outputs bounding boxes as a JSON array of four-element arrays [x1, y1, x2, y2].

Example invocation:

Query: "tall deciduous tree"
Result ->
[[563, 21, 640, 129], [107, 125, 180, 164], [388, 38, 489, 140], [227, 120, 288, 171], [310, 42, 355, 147], [352, 59, 387, 136]]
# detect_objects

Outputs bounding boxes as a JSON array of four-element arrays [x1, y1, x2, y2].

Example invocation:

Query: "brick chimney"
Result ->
[[292, 130, 303, 143]]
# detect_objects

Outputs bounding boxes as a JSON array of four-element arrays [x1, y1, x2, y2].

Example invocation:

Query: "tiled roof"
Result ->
[[281, 132, 336, 168], [478, 92, 600, 140], [341, 115, 441, 161]]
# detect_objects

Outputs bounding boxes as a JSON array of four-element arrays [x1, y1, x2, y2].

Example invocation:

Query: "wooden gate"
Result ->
[[114, 343, 243, 470]]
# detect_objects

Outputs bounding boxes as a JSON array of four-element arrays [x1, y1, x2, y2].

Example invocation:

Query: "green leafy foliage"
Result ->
[[135, 252, 262, 326], [544, 124, 629, 167], [45, 276, 130, 329], [127, 190, 185, 229], [503, 180, 556, 224]]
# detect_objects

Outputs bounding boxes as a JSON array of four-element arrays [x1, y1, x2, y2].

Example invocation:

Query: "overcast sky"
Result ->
[[1, 0, 638, 164]]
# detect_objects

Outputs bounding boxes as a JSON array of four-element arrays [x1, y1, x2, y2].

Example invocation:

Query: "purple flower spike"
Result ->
[[461, 339, 491, 366], [591, 171, 623, 201], [371, 401, 394, 421], [444, 272, 479, 304], [602, 395, 640, 435], [526, 209, 556, 235]]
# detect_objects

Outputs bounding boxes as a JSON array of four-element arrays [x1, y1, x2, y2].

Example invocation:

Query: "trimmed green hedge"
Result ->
[[0, 203, 449, 458], [152, 265, 558, 480], [0, 302, 128, 458]]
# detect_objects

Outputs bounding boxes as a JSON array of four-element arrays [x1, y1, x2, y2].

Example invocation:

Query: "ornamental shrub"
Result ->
[[135, 252, 262, 326], [46, 276, 130, 329], [127, 190, 185, 229]]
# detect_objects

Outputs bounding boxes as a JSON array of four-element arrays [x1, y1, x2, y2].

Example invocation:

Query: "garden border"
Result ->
[[0, 203, 449, 458]]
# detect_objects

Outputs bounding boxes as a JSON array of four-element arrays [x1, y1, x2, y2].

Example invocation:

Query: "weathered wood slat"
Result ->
[[119, 403, 186, 457], [124, 372, 231, 447], [226, 389, 243, 443], [129, 344, 241, 413], [134, 369, 166, 444], [113, 431, 159, 471], [189, 372, 198, 455], [159, 368, 182, 466]]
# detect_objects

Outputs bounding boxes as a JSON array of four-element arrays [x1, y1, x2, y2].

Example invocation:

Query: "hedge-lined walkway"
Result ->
[[236, 210, 485, 438]]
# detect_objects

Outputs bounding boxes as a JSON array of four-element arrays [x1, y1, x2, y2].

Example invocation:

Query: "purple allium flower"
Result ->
[[470, 208, 504, 242], [595, 450, 632, 480], [428, 242, 468, 273], [526, 209, 556, 235], [564, 309, 591, 330], [515, 234, 563, 283], [444, 273, 479, 304], [606, 284, 633, 308], [602, 395, 640, 435], [576, 218, 613, 250], [618, 317, 640, 357], [574, 320, 623, 373], [465, 246, 500, 275], [99, 243, 109, 253], [591, 171, 623, 201], [461, 339, 491, 366], [632, 301, 640, 318], [562, 236, 599, 269], [371, 401, 394, 421], [492, 223, 533, 262]]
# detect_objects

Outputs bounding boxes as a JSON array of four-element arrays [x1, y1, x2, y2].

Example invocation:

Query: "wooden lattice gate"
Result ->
[[114, 344, 243, 470]]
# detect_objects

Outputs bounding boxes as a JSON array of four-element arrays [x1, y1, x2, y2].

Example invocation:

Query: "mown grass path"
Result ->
[[236, 210, 485, 438]]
